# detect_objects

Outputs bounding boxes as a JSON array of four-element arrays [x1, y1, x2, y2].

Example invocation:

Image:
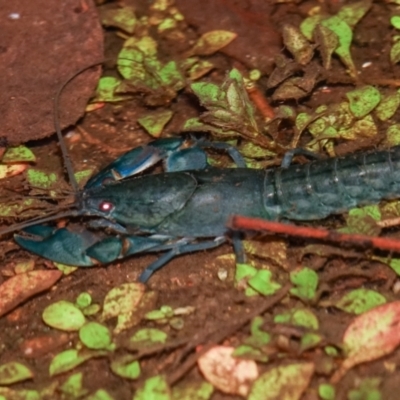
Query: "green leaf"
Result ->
[[282, 24, 314, 65], [336, 0, 372, 29], [2, 146, 36, 163], [129, 328, 168, 348], [42, 300, 86, 331], [346, 86, 381, 118], [318, 383, 336, 400], [0, 362, 33, 385], [190, 82, 223, 104], [375, 91, 400, 121], [133, 375, 171, 400], [79, 322, 113, 350], [26, 169, 58, 190], [248, 363, 314, 400], [158, 61, 185, 90], [347, 377, 382, 400], [391, 15, 400, 30], [190, 30, 237, 56], [342, 205, 381, 236], [101, 282, 145, 333], [110, 355, 141, 379], [335, 288, 386, 314], [386, 123, 400, 146], [0, 388, 40, 400], [75, 169, 93, 185], [187, 60, 214, 80], [235, 263, 258, 297], [300, 332, 323, 352], [92, 76, 129, 103], [138, 110, 173, 138], [86, 389, 115, 400], [300, 15, 324, 41], [101, 6, 137, 33], [0, 198, 47, 218], [321, 16, 356, 76], [49, 349, 104, 376], [313, 24, 338, 70], [290, 267, 318, 301], [391, 38, 400, 64], [274, 308, 319, 330], [76, 292, 92, 309], [60, 372, 88, 398], [232, 345, 268, 362], [247, 270, 282, 296]]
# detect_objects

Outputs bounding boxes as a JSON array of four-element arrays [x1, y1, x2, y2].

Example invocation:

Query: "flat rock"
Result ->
[[0, 0, 103, 144]]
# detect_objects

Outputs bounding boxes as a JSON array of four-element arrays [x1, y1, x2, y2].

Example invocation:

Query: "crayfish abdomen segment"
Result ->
[[265, 146, 400, 221]]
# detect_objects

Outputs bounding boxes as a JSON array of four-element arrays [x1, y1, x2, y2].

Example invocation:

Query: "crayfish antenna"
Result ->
[[53, 61, 103, 194], [0, 210, 80, 236]]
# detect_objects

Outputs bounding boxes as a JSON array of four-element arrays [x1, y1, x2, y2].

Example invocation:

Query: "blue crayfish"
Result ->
[[7, 135, 400, 282], [3, 66, 400, 282]]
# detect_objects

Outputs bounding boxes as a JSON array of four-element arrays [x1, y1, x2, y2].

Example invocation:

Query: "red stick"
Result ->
[[230, 215, 400, 253]]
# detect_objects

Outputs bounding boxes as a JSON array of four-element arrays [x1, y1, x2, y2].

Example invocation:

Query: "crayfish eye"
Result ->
[[99, 201, 113, 212]]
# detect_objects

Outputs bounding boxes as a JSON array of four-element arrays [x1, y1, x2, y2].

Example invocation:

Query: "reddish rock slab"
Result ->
[[0, 0, 103, 144]]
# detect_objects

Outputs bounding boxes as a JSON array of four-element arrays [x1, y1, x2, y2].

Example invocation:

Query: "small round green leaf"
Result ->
[[76, 292, 92, 309], [248, 270, 282, 296], [346, 86, 381, 118], [391, 15, 400, 30], [110, 355, 141, 380], [134, 375, 170, 400], [79, 322, 112, 350], [274, 308, 319, 330], [130, 328, 167, 347], [43, 301, 86, 331]]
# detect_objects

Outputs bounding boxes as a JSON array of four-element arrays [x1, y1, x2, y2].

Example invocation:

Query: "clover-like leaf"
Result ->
[[274, 308, 319, 330], [290, 267, 318, 301]]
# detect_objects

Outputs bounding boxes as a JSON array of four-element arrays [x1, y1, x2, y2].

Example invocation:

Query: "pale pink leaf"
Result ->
[[332, 301, 400, 383], [0, 270, 62, 317], [0, 164, 27, 179], [198, 345, 258, 396]]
